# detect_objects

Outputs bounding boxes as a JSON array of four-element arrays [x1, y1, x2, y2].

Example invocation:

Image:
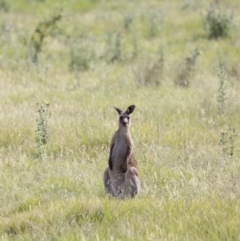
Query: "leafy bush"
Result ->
[[145, 7, 164, 37], [123, 13, 134, 31], [175, 48, 200, 87], [220, 126, 238, 156], [133, 48, 164, 86], [131, 24, 141, 58], [35, 103, 50, 159], [104, 31, 123, 63], [0, 0, 10, 12], [217, 70, 227, 115], [28, 13, 62, 63], [182, 0, 202, 10], [203, 4, 233, 39], [215, 53, 240, 82], [69, 40, 95, 72]]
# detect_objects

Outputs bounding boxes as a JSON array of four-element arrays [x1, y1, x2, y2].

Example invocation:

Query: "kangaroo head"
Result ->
[[114, 105, 135, 127]]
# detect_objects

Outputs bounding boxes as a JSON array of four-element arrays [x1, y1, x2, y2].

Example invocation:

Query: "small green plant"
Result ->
[[0, 0, 10, 12], [175, 48, 200, 87], [217, 70, 227, 115], [182, 0, 202, 10], [68, 40, 95, 88], [35, 103, 50, 159], [220, 126, 238, 156], [133, 48, 164, 86], [69, 41, 95, 72], [146, 7, 164, 37], [216, 52, 228, 73], [0, 22, 9, 41], [203, 4, 233, 39], [111, 32, 123, 63], [227, 63, 240, 81], [105, 31, 123, 63], [123, 13, 134, 31], [131, 24, 141, 58], [28, 13, 62, 63], [215, 53, 240, 82]]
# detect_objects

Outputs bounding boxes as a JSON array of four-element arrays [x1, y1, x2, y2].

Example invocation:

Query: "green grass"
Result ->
[[1, 0, 240, 240], [2, 197, 240, 240]]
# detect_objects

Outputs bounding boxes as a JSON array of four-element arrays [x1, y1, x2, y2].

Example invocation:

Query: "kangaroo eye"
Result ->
[[120, 116, 129, 120]]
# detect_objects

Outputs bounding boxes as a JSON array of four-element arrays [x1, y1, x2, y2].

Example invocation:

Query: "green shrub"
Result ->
[[182, 0, 202, 10], [131, 24, 141, 58], [175, 48, 200, 87], [0, 0, 10, 12], [217, 70, 227, 115], [146, 7, 164, 37], [35, 103, 50, 159], [104, 31, 123, 63], [133, 48, 164, 86], [215, 53, 240, 82], [220, 126, 238, 156], [69, 40, 95, 72], [28, 13, 62, 63], [123, 13, 134, 31], [203, 4, 233, 39]]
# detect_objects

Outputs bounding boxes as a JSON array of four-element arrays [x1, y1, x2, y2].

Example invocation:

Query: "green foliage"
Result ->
[[28, 13, 62, 63], [145, 7, 164, 37], [215, 53, 240, 82], [69, 40, 95, 72], [204, 4, 233, 39], [0, 0, 10, 12], [123, 13, 134, 31], [227, 62, 240, 81], [131, 24, 141, 58], [105, 31, 123, 63], [217, 70, 227, 115], [175, 48, 200, 87], [182, 0, 202, 10], [220, 126, 238, 156], [0, 22, 9, 40], [133, 47, 164, 86], [35, 103, 50, 159]]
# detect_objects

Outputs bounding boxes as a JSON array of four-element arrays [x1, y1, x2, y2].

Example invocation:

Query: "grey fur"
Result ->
[[103, 105, 141, 198]]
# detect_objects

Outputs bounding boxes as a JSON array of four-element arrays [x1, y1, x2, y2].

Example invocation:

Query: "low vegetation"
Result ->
[[203, 3, 234, 39], [1, 0, 240, 240]]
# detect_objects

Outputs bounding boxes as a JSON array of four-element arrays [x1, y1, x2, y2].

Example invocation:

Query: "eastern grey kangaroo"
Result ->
[[103, 105, 140, 198]]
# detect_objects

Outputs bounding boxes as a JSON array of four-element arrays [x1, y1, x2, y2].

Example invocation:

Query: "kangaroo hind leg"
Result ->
[[124, 166, 141, 198], [103, 167, 112, 195]]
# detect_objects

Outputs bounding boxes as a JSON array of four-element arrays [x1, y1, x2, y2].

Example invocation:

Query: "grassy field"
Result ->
[[1, 0, 240, 240]]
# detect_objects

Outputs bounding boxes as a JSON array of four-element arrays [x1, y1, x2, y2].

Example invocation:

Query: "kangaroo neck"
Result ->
[[118, 125, 131, 135]]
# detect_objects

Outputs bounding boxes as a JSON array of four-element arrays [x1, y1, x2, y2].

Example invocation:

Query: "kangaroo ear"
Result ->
[[125, 105, 135, 115], [114, 106, 123, 115]]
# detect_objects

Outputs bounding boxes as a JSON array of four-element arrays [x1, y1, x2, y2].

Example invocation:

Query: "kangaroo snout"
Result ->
[[121, 117, 129, 125]]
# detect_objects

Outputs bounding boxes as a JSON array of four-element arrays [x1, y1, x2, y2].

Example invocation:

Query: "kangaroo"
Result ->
[[103, 105, 140, 198]]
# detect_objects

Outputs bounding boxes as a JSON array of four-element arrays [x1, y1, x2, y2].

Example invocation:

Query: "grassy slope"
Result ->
[[1, 0, 240, 240]]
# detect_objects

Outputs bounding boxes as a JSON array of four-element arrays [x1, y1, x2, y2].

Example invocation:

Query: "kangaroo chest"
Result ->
[[111, 134, 132, 171]]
